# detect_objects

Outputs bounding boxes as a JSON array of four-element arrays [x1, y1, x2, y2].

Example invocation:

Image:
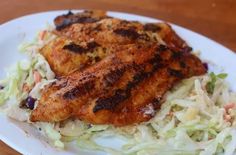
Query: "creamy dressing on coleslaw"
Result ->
[[1, 29, 236, 155]]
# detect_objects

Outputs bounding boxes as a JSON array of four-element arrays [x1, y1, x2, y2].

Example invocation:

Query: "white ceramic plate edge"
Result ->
[[0, 10, 236, 155]]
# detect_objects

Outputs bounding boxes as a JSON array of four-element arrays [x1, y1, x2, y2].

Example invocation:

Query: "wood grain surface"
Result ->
[[0, 0, 235, 154]]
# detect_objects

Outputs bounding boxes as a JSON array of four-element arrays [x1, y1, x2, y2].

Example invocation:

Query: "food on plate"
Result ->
[[41, 10, 191, 76], [31, 43, 206, 125], [32, 10, 206, 126], [1, 10, 236, 155]]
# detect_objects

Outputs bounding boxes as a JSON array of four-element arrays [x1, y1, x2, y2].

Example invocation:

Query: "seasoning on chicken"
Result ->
[[40, 10, 191, 76], [30, 43, 206, 126]]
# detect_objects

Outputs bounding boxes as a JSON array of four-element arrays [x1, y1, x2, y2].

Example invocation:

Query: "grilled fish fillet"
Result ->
[[31, 43, 206, 126], [40, 10, 191, 76], [54, 10, 108, 31], [54, 10, 189, 51]]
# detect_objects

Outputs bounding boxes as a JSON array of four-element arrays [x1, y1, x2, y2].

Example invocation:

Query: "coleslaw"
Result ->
[[1, 29, 236, 155]]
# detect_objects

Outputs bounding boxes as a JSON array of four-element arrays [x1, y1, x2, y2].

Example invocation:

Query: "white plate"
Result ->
[[0, 10, 236, 155]]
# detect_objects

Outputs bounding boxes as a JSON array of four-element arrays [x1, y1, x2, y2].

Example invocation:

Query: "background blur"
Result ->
[[0, 0, 236, 154]]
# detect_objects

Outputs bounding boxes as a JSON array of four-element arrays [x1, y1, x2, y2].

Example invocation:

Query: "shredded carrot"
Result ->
[[22, 83, 30, 92], [40, 30, 47, 41], [223, 103, 235, 122], [224, 103, 235, 111], [224, 114, 231, 121], [33, 70, 42, 83], [167, 111, 173, 117]]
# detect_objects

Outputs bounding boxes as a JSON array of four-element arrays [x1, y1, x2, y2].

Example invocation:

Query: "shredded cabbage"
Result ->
[[55, 74, 236, 155], [0, 29, 55, 107], [0, 30, 61, 147], [0, 60, 31, 105], [1, 29, 236, 154], [35, 122, 64, 148]]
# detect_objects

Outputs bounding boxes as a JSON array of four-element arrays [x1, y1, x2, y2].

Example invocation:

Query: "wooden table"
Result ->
[[0, 0, 235, 154]]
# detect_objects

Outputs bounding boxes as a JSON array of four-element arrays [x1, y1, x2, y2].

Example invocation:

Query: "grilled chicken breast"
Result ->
[[31, 43, 206, 126], [40, 10, 191, 76]]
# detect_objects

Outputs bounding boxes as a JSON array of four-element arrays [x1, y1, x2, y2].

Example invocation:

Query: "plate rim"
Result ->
[[0, 9, 236, 155]]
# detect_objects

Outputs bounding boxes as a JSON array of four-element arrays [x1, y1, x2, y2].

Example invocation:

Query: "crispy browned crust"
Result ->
[[54, 10, 108, 30], [31, 43, 206, 126], [40, 10, 191, 76], [31, 10, 206, 126], [40, 37, 114, 76]]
